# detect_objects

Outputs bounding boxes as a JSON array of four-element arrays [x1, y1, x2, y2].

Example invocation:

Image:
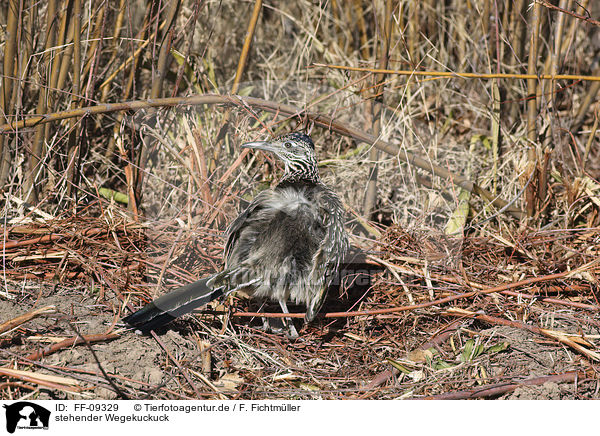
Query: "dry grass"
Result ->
[[1, 0, 599, 399]]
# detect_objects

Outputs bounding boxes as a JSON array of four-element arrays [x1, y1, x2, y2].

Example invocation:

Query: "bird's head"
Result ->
[[242, 132, 319, 182]]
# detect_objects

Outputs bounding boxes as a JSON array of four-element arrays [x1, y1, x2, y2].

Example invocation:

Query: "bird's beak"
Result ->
[[241, 140, 278, 154]]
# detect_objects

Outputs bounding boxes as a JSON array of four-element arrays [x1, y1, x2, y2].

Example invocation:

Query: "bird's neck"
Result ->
[[278, 169, 320, 187], [280, 164, 320, 185]]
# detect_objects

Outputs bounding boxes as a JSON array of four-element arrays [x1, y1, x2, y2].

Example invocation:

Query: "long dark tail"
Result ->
[[123, 274, 224, 332]]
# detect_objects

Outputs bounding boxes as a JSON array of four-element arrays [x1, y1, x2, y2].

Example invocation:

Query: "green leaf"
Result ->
[[485, 341, 510, 355], [444, 188, 471, 235], [387, 358, 412, 374], [460, 339, 474, 362], [431, 360, 455, 370], [98, 188, 128, 204]]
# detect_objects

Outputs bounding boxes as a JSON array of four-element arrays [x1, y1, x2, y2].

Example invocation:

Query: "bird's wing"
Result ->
[[223, 189, 271, 265], [306, 190, 348, 322]]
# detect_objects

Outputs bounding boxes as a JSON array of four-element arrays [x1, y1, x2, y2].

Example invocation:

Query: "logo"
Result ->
[[3, 402, 50, 434]]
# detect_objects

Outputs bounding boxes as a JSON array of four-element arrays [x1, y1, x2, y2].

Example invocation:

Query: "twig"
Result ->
[[535, 0, 600, 27], [0, 367, 82, 394], [231, 0, 262, 94], [150, 330, 202, 398], [227, 270, 577, 319], [313, 63, 600, 82], [446, 308, 600, 362], [26, 333, 119, 361], [420, 371, 583, 399], [0, 305, 57, 335], [0, 94, 525, 220], [2, 227, 104, 249]]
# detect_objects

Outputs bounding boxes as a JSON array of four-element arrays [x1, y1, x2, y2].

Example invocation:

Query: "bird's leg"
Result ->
[[257, 303, 272, 332], [278, 301, 299, 339], [251, 302, 272, 332], [258, 301, 298, 337], [254, 302, 284, 334]]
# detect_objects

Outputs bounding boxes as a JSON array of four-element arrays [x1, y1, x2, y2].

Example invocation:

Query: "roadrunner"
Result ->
[[124, 132, 348, 335]]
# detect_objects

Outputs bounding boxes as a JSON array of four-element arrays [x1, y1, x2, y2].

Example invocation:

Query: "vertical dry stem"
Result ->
[[363, 0, 392, 219], [0, 0, 20, 186], [27, 0, 58, 202], [525, 1, 541, 217]]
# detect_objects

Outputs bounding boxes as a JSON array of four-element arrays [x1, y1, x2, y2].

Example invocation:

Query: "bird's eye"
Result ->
[[284, 142, 292, 149]]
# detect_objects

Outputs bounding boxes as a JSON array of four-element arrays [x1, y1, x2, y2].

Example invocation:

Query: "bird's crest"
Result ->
[[277, 132, 315, 150]]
